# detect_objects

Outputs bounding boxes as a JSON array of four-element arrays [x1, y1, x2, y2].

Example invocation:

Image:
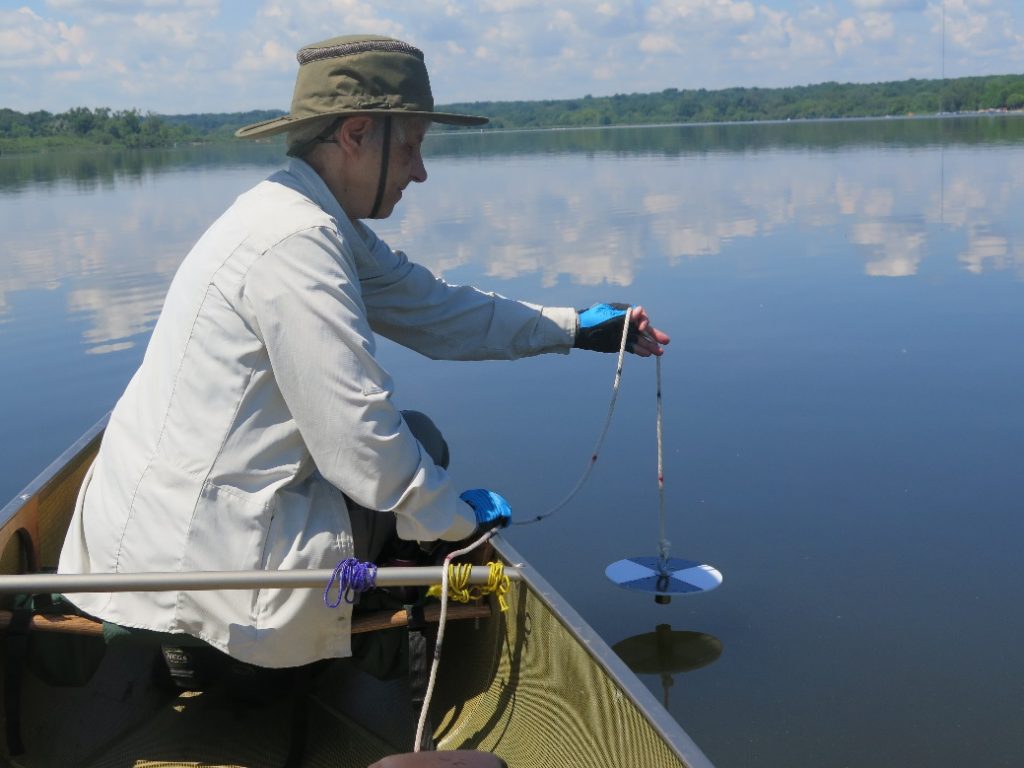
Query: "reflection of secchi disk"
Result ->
[[613, 625, 723, 707], [606, 556, 723, 603]]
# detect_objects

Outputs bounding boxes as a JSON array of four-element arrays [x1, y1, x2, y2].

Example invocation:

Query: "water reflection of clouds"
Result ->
[[389, 146, 1024, 283], [934, 170, 1024, 278], [643, 191, 753, 264], [391, 157, 766, 283], [853, 222, 925, 278], [392, 159, 645, 287], [934, 176, 987, 229], [3, 208, 171, 353], [4, 141, 1023, 351], [67, 283, 167, 355], [1, 169, 263, 352], [959, 231, 1024, 276], [1, 217, 109, 320]]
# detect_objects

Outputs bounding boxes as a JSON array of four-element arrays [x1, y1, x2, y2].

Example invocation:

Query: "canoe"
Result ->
[[0, 415, 715, 767]]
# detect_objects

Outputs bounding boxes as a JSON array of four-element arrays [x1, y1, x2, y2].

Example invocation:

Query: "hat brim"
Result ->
[[235, 108, 488, 139]]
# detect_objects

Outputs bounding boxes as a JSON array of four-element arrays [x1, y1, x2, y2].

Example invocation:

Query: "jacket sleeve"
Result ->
[[242, 225, 477, 543], [356, 224, 578, 360]]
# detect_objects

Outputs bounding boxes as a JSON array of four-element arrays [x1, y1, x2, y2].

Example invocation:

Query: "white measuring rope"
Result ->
[[414, 527, 497, 752], [416, 307, 670, 749], [655, 353, 671, 570], [515, 305, 634, 526]]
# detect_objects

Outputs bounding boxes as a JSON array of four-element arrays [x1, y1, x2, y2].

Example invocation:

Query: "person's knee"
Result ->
[[400, 410, 449, 469]]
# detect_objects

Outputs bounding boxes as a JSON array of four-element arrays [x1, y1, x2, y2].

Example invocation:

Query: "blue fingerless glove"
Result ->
[[460, 489, 512, 530], [574, 302, 637, 353]]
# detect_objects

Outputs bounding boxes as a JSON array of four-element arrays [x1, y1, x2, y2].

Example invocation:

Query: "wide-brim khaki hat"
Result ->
[[235, 34, 488, 139]]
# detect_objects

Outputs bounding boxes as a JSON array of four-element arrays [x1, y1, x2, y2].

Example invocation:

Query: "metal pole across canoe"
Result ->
[[0, 565, 522, 595]]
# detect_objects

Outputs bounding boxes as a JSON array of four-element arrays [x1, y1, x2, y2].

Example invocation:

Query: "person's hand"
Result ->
[[459, 489, 512, 531], [573, 303, 670, 357], [629, 305, 670, 357]]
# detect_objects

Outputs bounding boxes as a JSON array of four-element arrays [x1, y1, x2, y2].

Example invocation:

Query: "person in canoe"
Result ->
[[58, 34, 669, 671]]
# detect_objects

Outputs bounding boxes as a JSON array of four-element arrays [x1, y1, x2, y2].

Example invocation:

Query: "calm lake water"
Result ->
[[3, 117, 1024, 767]]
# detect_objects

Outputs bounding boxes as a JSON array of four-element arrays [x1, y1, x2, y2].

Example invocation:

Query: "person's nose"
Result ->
[[410, 149, 427, 183]]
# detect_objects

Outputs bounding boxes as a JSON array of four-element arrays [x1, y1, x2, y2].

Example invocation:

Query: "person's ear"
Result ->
[[337, 116, 375, 155]]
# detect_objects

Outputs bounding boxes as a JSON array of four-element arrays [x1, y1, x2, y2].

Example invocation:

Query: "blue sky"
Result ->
[[2, 0, 1022, 114]]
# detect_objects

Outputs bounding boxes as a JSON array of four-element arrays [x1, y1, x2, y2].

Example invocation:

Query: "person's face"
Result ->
[[371, 118, 429, 219], [315, 116, 430, 221]]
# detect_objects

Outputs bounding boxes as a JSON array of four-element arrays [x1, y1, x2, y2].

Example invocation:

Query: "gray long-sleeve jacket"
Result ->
[[59, 158, 577, 668]]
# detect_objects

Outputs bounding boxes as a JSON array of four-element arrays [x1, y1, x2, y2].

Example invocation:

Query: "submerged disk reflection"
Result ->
[[613, 625, 723, 707]]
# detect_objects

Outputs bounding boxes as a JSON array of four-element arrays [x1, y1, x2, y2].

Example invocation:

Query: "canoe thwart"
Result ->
[[0, 601, 492, 638]]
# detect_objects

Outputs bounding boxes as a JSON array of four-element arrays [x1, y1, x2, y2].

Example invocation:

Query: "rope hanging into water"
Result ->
[[655, 353, 671, 570], [323, 557, 378, 608], [425, 560, 511, 613], [516, 305, 634, 526]]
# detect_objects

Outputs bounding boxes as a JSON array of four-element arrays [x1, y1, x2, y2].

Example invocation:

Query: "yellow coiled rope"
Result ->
[[426, 561, 510, 612]]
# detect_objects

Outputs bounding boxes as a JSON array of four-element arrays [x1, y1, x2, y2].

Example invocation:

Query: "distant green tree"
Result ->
[[66, 106, 96, 136], [4, 72, 1024, 155]]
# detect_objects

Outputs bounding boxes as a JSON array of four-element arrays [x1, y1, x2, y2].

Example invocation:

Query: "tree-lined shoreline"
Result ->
[[3, 73, 1023, 154]]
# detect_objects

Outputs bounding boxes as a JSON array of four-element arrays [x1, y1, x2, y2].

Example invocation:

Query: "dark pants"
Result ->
[[347, 410, 449, 563]]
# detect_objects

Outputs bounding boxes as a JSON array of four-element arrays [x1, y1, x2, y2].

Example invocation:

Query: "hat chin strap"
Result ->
[[368, 116, 392, 219]]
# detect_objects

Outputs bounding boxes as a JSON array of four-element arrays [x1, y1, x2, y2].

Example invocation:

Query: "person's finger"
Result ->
[[631, 306, 670, 347], [645, 326, 671, 345], [631, 305, 649, 329], [631, 338, 660, 357]]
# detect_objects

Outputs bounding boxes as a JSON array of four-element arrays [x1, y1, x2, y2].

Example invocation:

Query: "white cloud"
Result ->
[[131, 11, 207, 47], [4, 0, 1023, 113], [235, 39, 295, 74], [480, 0, 546, 11], [834, 18, 865, 54], [924, 0, 1024, 74], [647, 0, 757, 26], [0, 7, 84, 69], [862, 11, 895, 40], [735, 6, 831, 63], [639, 35, 680, 54], [851, 0, 925, 10]]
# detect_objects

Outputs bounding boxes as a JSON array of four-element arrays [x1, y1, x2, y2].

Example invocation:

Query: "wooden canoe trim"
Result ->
[[0, 601, 492, 638], [351, 601, 491, 633]]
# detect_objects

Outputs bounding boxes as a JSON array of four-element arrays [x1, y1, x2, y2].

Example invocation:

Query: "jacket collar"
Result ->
[[286, 158, 347, 222], [284, 157, 374, 247]]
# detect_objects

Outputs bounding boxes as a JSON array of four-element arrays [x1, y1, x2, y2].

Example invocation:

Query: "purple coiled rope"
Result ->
[[323, 557, 378, 608]]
